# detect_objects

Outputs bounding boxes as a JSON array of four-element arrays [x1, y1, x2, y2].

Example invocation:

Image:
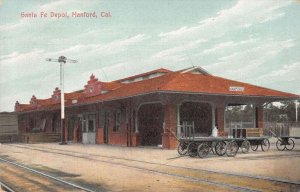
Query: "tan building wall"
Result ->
[[0, 112, 18, 135]]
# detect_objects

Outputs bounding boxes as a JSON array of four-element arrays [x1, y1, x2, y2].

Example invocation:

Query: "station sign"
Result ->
[[229, 86, 245, 92]]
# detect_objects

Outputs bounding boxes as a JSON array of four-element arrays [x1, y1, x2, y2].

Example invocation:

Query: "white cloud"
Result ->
[[0, 33, 150, 107], [40, 0, 73, 11], [39, 0, 98, 12], [254, 62, 300, 95], [82, 62, 129, 81], [240, 23, 252, 28], [260, 12, 285, 23], [0, 49, 51, 83], [203, 41, 234, 54], [49, 34, 150, 58], [202, 38, 258, 55], [0, 34, 149, 87], [159, 26, 199, 41], [0, 0, 99, 33], [257, 62, 300, 84], [0, 21, 25, 32], [204, 39, 296, 80], [0, 52, 19, 61], [159, 0, 291, 41], [152, 39, 206, 59]]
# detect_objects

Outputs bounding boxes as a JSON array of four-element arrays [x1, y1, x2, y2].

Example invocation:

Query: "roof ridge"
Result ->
[[115, 68, 172, 82], [85, 70, 176, 101]]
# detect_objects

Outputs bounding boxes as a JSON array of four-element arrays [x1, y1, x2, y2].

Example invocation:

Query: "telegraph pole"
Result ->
[[46, 56, 78, 144]]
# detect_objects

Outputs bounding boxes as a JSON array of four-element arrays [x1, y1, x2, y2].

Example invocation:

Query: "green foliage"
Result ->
[[225, 105, 254, 123], [226, 100, 300, 123], [265, 100, 300, 122]]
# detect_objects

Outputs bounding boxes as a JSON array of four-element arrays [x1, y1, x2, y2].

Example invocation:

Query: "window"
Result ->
[[114, 110, 121, 132], [89, 86, 94, 93], [142, 76, 149, 80], [88, 114, 96, 132]]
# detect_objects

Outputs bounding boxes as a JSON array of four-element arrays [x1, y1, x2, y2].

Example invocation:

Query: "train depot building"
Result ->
[[15, 67, 299, 149]]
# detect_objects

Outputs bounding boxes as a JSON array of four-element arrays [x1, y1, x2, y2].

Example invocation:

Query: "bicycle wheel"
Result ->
[[261, 139, 270, 152], [215, 141, 226, 156], [197, 143, 210, 158], [251, 145, 258, 151], [177, 141, 188, 155], [211, 142, 216, 154], [226, 141, 239, 157], [276, 140, 285, 151], [187, 142, 198, 157], [285, 138, 295, 151], [241, 140, 250, 153]]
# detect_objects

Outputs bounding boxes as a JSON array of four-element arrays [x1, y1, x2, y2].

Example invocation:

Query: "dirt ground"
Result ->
[[0, 138, 299, 191]]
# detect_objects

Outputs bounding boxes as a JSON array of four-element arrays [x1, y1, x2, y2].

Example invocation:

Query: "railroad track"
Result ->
[[3, 144, 300, 192], [0, 156, 96, 192], [234, 153, 300, 161], [8, 144, 300, 184], [1, 181, 15, 192]]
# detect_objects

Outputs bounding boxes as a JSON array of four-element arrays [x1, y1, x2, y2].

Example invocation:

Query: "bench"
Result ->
[[231, 128, 263, 138], [246, 128, 263, 137]]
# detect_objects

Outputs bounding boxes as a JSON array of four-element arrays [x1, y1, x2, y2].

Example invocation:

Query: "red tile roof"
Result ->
[[102, 81, 122, 90], [16, 104, 33, 111], [37, 98, 53, 105], [84, 72, 298, 104], [16, 68, 299, 112], [65, 92, 83, 100], [161, 73, 298, 97]]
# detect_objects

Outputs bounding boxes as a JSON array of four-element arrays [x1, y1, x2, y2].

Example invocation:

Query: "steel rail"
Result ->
[[0, 157, 95, 192], [4, 145, 265, 192], [9, 144, 300, 186], [0, 181, 16, 192]]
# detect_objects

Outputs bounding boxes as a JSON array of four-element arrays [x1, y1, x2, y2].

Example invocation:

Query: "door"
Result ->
[[82, 113, 96, 144], [138, 103, 163, 146], [67, 116, 76, 141]]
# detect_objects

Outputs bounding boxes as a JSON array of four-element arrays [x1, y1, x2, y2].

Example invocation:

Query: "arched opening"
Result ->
[[138, 103, 164, 146], [180, 102, 212, 137]]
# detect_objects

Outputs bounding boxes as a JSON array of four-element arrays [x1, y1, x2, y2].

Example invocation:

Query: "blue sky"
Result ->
[[0, 0, 299, 112]]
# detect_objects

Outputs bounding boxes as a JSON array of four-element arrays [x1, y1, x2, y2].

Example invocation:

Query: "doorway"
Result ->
[[180, 102, 212, 137], [138, 103, 163, 146], [67, 116, 76, 141]]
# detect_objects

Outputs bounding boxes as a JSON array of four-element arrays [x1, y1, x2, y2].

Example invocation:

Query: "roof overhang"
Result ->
[[17, 90, 299, 114]]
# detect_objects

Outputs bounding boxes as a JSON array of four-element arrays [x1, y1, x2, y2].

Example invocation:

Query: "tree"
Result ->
[[264, 100, 300, 123], [280, 100, 300, 122]]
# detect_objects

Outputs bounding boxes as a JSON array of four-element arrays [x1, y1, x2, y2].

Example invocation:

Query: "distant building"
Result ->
[[15, 67, 299, 148], [0, 112, 18, 142]]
